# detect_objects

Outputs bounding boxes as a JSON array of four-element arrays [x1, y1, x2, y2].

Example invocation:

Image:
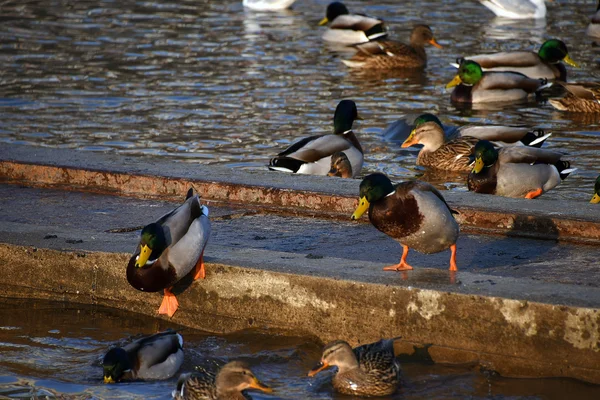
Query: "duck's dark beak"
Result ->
[[308, 361, 330, 377]]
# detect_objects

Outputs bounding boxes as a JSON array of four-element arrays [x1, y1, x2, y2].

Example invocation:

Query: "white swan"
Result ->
[[243, 0, 296, 11], [478, 0, 546, 19]]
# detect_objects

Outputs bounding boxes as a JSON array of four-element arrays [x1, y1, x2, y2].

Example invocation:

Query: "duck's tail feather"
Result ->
[[522, 129, 552, 148], [554, 160, 577, 180], [268, 157, 304, 173]]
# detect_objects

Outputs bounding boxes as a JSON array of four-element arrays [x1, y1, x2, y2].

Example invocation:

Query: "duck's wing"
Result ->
[[173, 372, 215, 399], [460, 51, 540, 69], [354, 339, 396, 371], [275, 134, 352, 162], [354, 40, 414, 58], [459, 126, 548, 146], [478, 71, 548, 92], [330, 14, 383, 32], [560, 83, 600, 100], [409, 180, 458, 215], [499, 146, 563, 165], [128, 330, 183, 369]]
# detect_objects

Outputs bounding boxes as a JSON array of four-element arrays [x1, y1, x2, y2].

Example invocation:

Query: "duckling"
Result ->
[[478, 0, 546, 19], [103, 329, 183, 383], [591, 175, 600, 203], [401, 113, 551, 172], [308, 339, 401, 397], [451, 39, 578, 81], [446, 59, 552, 104], [243, 0, 295, 11], [468, 140, 576, 198], [327, 151, 353, 178], [173, 361, 272, 400], [269, 100, 364, 177], [548, 82, 600, 113], [352, 173, 459, 271], [319, 2, 387, 44], [127, 188, 211, 318], [342, 25, 442, 70], [587, 1, 600, 38]]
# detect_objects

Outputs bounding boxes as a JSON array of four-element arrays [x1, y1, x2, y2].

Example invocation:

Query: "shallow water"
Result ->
[[1, 0, 600, 201], [0, 298, 599, 399]]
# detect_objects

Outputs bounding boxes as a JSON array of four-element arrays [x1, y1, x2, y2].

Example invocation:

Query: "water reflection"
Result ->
[[0, 0, 598, 201]]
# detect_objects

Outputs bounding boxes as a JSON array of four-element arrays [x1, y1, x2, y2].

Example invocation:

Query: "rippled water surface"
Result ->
[[1, 0, 600, 200], [1, 298, 599, 399]]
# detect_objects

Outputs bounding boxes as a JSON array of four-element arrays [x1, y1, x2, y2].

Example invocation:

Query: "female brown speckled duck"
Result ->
[[308, 339, 401, 397], [342, 25, 442, 70], [127, 188, 211, 318], [173, 361, 272, 400], [549, 82, 600, 113], [327, 151, 353, 178], [351, 173, 459, 271]]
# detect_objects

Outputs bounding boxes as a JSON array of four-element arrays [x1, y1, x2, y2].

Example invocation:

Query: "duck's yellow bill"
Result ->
[[250, 378, 273, 393], [351, 197, 370, 220], [104, 376, 114, 384], [356, 114, 364, 120], [308, 361, 330, 377], [401, 129, 417, 148], [446, 75, 462, 89], [563, 54, 579, 68], [135, 244, 152, 267], [318, 17, 329, 26], [429, 38, 442, 49], [472, 157, 484, 174], [591, 193, 600, 204]]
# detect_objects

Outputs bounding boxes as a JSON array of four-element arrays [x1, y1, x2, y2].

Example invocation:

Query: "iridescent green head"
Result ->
[[414, 113, 443, 129], [446, 59, 483, 88], [351, 173, 395, 220], [103, 348, 131, 383], [135, 223, 168, 267], [538, 39, 578, 67], [333, 100, 360, 134], [471, 140, 498, 174], [320, 2, 349, 25]]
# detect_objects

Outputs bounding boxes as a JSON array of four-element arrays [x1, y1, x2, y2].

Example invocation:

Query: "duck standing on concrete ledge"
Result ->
[[308, 338, 401, 396], [352, 173, 459, 271], [127, 188, 211, 318], [468, 140, 576, 199], [269, 100, 364, 177], [173, 361, 273, 400], [103, 329, 184, 383]]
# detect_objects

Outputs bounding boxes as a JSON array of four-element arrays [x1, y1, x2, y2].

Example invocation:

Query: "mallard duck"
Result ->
[[319, 2, 387, 44], [327, 151, 353, 178], [446, 59, 552, 103], [342, 25, 442, 69], [468, 140, 576, 198], [587, 1, 600, 38], [268, 100, 364, 177], [478, 0, 546, 19], [401, 113, 551, 172], [243, 0, 295, 11], [591, 175, 600, 203], [308, 339, 401, 397], [450, 39, 578, 81], [351, 173, 459, 271], [127, 188, 211, 318], [173, 361, 272, 400], [103, 329, 183, 383], [548, 82, 600, 113]]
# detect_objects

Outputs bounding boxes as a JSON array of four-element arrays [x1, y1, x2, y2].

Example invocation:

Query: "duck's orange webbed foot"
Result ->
[[158, 287, 179, 318], [524, 188, 543, 199], [193, 251, 206, 280], [449, 244, 458, 272], [383, 245, 414, 271]]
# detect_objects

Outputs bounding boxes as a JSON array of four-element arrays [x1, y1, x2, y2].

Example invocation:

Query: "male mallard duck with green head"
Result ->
[[549, 82, 600, 113], [269, 100, 364, 177], [401, 113, 551, 172], [591, 175, 600, 203], [127, 188, 211, 318], [342, 25, 442, 70], [468, 140, 577, 199], [446, 59, 552, 103], [352, 173, 459, 271], [173, 361, 272, 400], [451, 39, 578, 80], [319, 1, 387, 44], [103, 329, 183, 383], [308, 338, 401, 397]]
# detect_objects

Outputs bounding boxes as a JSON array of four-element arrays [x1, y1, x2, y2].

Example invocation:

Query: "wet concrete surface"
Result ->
[[1, 184, 599, 308]]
